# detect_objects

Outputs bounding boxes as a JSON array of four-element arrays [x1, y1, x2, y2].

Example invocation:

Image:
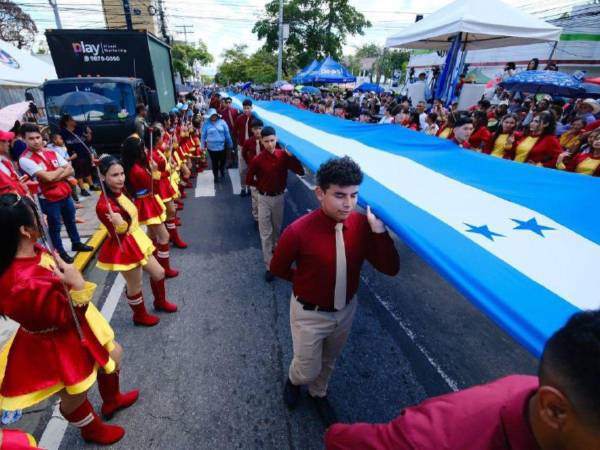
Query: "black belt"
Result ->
[[295, 297, 337, 313], [258, 191, 284, 197]]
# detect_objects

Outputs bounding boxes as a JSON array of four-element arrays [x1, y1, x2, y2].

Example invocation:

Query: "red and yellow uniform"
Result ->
[[559, 153, 600, 176], [437, 126, 453, 139], [96, 192, 155, 271], [508, 134, 562, 168], [128, 162, 166, 226], [151, 146, 177, 203], [468, 126, 491, 150], [559, 129, 582, 151], [1, 429, 40, 449], [483, 132, 522, 158], [0, 245, 115, 411]]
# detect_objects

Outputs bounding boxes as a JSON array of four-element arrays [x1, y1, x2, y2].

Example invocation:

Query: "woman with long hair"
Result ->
[[437, 112, 456, 139], [95, 156, 178, 327], [558, 131, 600, 176], [120, 135, 178, 278], [506, 111, 562, 167], [483, 113, 522, 158], [148, 126, 188, 248], [0, 192, 137, 445], [559, 117, 586, 152], [406, 111, 422, 131], [468, 110, 492, 150]]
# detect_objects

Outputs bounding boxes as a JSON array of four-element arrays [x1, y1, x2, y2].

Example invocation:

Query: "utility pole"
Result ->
[[157, 0, 169, 43], [122, 0, 133, 30], [47, 0, 63, 29], [177, 25, 193, 44], [277, 0, 283, 81]]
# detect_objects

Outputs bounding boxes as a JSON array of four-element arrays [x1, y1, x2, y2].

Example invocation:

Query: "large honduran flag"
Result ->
[[232, 95, 600, 357]]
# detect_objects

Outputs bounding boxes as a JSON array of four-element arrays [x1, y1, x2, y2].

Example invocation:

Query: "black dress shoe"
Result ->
[[283, 378, 301, 410], [265, 270, 275, 282], [309, 395, 338, 427], [59, 251, 74, 264], [72, 242, 93, 252]]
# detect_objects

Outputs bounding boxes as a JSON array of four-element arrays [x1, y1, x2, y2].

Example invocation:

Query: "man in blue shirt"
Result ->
[[201, 109, 233, 181]]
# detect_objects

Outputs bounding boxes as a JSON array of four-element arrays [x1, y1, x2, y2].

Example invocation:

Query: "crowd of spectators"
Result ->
[[245, 77, 600, 177]]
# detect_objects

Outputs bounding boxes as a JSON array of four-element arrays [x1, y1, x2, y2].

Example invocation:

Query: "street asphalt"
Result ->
[[52, 167, 537, 450]]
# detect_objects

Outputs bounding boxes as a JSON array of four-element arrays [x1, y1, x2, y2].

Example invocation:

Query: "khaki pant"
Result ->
[[258, 193, 284, 269], [250, 187, 259, 221], [288, 294, 358, 397], [237, 145, 248, 189]]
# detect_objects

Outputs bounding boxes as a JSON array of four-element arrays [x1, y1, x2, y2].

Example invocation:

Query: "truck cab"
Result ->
[[43, 77, 156, 153]]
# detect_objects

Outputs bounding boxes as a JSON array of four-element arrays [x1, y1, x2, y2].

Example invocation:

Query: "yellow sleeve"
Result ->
[[115, 222, 128, 234], [70, 281, 97, 306], [152, 170, 161, 180]]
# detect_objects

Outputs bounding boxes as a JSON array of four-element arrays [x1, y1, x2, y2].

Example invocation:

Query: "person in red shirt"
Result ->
[[468, 110, 492, 150], [451, 114, 474, 149], [506, 111, 562, 168], [219, 97, 239, 167], [325, 309, 600, 450], [241, 119, 265, 222], [234, 99, 255, 197], [245, 126, 304, 281], [270, 157, 400, 427], [0, 130, 29, 196]]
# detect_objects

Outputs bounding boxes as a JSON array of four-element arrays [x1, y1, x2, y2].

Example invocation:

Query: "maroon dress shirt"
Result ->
[[270, 209, 400, 308], [325, 375, 541, 450], [242, 137, 264, 165], [234, 113, 253, 145], [245, 148, 304, 194]]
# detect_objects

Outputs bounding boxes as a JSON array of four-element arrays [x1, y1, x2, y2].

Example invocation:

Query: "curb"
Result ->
[[73, 225, 107, 272]]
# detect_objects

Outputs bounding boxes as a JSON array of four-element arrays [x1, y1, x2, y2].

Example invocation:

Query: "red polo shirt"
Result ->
[[245, 148, 304, 194], [325, 375, 540, 450], [270, 209, 400, 308], [234, 113, 253, 145], [241, 136, 265, 165]]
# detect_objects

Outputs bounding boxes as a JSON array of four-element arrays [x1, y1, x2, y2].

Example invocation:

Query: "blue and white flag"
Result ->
[[233, 96, 600, 357]]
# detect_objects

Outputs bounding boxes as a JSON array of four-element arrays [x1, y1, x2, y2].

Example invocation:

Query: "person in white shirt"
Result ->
[[423, 112, 440, 136]]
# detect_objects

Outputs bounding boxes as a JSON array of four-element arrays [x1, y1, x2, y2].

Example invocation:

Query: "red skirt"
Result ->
[[97, 228, 155, 272], [135, 194, 166, 225], [154, 177, 177, 202]]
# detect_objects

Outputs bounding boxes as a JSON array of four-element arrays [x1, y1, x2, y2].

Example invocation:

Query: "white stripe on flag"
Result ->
[[195, 170, 216, 197], [246, 101, 600, 311]]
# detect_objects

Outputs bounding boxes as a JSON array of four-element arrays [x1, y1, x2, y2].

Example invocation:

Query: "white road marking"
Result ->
[[228, 169, 241, 195], [194, 170, 216, 197], [39, 274, 126, 450], [361, 275, 459, 392]]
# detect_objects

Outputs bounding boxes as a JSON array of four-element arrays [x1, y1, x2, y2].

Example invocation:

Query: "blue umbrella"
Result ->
[[300, 86, 321, 94], [354, 82, 385, 93], [499, 70, 585, 97], [241, 81, 252, 90], [582, 82, 600, 99]]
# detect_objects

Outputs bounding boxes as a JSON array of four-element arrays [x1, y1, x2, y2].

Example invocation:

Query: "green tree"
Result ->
[[171, 41, 213, 83], [253, 0, 371, 74], [216, 45, 278, 85], [0, 0, 37, 49]]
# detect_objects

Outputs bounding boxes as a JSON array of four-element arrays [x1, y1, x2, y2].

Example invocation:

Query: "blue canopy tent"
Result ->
[[303, 56, 356, 84], [291, 59, 320, 84], [354, 82, 385, 93]]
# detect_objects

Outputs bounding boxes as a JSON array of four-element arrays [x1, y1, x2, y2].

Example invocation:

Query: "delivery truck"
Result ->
[[43, 29, 177, 152]]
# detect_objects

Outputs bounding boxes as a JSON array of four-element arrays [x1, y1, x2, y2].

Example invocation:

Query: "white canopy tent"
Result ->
[[0, 40, 56, 108], [385, 0, 561, 51]]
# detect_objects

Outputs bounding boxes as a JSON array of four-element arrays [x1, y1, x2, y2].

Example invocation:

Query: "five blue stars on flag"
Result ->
[[465, 217, 555, 241]]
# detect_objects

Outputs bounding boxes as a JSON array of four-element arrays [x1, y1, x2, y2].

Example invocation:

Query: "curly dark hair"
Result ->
[[316, 156, 363, 191], [540, 310, 600, 426]]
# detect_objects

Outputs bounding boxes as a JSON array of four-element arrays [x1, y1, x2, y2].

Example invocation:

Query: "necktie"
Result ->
[[255, 139, 260, 155], [333, 223, 347, 311], [244, 117, 249, 141]]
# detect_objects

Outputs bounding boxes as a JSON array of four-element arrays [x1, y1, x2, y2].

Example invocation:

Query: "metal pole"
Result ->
[[47, 0, 63, 29], [123, 0, 133, 31], [277, 0, 284, 81]]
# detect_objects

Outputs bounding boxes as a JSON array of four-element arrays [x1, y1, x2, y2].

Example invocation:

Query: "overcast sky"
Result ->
[[20, 0, 574, 75]]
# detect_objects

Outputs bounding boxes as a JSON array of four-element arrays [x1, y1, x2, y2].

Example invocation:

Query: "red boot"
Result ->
[[97, 371, 139, 420], [167, 219, 187, 248], [179, 187, 187, 199], [185, 178, 193, 188], [156, 242, 179, 278], [173, 216, 182, 226], [150, 277, 178, 313], [175, 200, 184, 211], [61, 399, 125, 445], [126, 291, 160, 326]]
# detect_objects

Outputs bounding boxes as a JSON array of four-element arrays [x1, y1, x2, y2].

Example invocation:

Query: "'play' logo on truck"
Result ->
[[72, 42, 101, 56]]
